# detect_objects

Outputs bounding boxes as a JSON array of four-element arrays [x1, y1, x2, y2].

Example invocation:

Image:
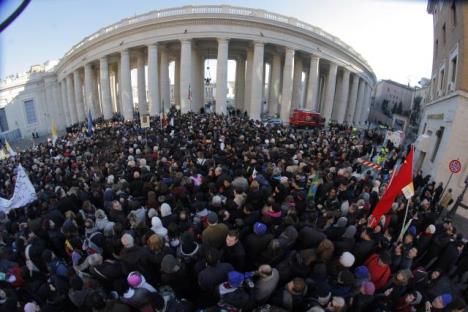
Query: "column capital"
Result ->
[[285, 47, 295, 55], [217, 38, 230, 44], [180, 39, 192, 44], [310, 54, 320, 61], [99, 55, 108, 62], [147, 42, 159, 48], [121, 49, 130, 55]]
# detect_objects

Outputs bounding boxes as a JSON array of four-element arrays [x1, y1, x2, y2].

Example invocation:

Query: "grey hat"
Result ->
[[207, 211, 218, 224], [161, 254, 180, 274], [336, 217, 348, 228], [342, 225, 357, 239]]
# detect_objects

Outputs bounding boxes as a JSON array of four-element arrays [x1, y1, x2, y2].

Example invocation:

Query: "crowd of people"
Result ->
[[0, 109, 466, 312]]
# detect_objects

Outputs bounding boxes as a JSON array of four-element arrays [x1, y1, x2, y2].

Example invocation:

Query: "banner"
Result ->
[[0, 165, 37, 213], [140, 115, 150, 128]]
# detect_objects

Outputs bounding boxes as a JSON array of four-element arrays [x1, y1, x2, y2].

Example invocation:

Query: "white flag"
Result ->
[[0, 164, 37, 213]]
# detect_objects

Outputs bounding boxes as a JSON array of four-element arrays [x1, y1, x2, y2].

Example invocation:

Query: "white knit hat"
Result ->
[[427, 224, 436, 234], [339, 251, 355, 268]]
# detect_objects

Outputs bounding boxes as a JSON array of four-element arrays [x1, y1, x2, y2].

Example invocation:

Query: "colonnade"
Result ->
[[59, 38, 372, 126]]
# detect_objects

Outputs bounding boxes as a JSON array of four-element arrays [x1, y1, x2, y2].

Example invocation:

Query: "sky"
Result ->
[[0, 0, 433, 86]]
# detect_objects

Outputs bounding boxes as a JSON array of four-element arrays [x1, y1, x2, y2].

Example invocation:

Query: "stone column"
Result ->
[[120, 49, 134, 121], [99, 56, 113, 120], [159, 49, 170, 113], [280, 48, 295, 122], [292, 56, 303, 109], [323, 62, 338, 123], [249, 42, 264, 120], [346, 75, 359, 124], [191, 49, 203, 113], [353, 79, 366, 125], [235, 57, 245, 111], [244, 48, 253, 114], [92, 68, 102, 117], [305, 55, 320, 111], [109, 63, 118, 114], [335, 69, 350, 124], [215, 38, 229, 115], [66, 75, 78, 124], [360, 84, 372, 125], [180, 39, 192, 113], [136, 50, 148, 115], [84, 63, 95, 117], [73, 69, 85, 122], [174, 56, 181, 107], [268, 53, 281, 116], [147, 44, 160, 116], [60, 81, 71, 126]]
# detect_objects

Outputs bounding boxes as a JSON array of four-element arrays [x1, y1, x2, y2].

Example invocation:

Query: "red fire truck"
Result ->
[[289, 109, 325, 128]]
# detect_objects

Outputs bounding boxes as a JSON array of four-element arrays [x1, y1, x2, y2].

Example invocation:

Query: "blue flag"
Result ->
[[87, 109, 93, 136]]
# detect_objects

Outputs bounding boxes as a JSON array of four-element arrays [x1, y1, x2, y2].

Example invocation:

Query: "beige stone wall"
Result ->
[[431, 1, 468, 93]]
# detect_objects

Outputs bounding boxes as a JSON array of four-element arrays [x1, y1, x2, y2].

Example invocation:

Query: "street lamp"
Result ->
[[448, 175, 468, 217]]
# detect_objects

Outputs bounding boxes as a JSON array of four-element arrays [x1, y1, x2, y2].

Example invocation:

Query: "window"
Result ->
[[422, 123, 427, 134], [452, 1, 457, 26], [24, 99, 37, 124], [435, 40, 438, 56], [448, 46, 459, 89], [442, 23, 446, 45], [431, 126, 444, 162], [0, 108, 8, 132], [438, 66, 445, 95], [450, 56, 457, 82]]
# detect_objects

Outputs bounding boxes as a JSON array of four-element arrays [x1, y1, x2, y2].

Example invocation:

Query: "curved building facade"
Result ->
[[0, 5, 376, 138]]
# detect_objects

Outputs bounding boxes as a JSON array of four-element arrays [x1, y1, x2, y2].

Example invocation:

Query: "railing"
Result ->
[[62, 5, 371, 69]]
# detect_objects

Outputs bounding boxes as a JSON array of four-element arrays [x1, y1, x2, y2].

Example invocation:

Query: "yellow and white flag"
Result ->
[[4, 140, 16, 157], [51, 120, 58, 145], [0, 147, 7, 160]]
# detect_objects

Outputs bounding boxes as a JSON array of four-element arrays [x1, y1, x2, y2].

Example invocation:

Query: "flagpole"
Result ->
[[398, 199, 411, 242]]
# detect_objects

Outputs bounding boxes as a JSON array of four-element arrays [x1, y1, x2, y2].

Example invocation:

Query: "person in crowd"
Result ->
[[0, 111, 465, 311]]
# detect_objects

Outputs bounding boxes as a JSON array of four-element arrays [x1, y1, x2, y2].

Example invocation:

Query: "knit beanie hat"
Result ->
[[228, 271, 244, 288], [336, 217, 348, 228], [339, 251, 355, 268], [427, 224, 436, 234], [361, 281, 375, 295], [127, 272, 142, 287], [160, 203, 172, 217], [354, 266, 370, 280], [253, 222, 267, 235], [24, 302, 40, 312], [441, 293, 453, 307], [161, 254, 181, 274], [317, 285, 331, 305], [148, 208, 158, 219], [207, 211, 218, 224], [181, 232, 197, 254], [338, 270, 355, 285]]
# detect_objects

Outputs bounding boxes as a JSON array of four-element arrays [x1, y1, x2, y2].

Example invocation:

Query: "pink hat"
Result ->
[[127, 272, 142, 287], [361, 281, 375, 295]]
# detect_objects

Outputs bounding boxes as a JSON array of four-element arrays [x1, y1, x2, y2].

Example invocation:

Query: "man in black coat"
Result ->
[[222, 230, 246, 271], [352, 227, 376, 265]]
